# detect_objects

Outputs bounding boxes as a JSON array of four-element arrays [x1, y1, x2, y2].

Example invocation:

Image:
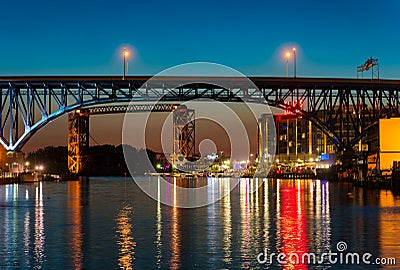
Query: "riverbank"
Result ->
[[0, 172, 78, 185]]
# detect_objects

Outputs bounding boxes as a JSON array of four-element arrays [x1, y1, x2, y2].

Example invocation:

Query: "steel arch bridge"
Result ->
[[1, 76, 400, 151]]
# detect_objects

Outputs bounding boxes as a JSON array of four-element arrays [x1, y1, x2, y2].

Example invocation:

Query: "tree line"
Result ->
[[26, 145, 161, 176]]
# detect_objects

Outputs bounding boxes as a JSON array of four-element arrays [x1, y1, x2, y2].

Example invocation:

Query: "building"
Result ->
[[4, 151, 25, 173], [257, 114, 276, 168], [273, 113, 335, 163], [364, 118, 400, 173]]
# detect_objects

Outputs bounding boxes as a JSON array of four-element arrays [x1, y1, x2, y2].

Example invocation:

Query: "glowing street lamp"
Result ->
[[25, 161, 30, 172], [292, 47, 297, 78], [285, 52, 291, 77], [122, 48, 129, 80]]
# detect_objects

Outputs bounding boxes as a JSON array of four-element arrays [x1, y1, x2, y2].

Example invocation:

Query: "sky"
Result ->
[[1, 0, 400, 153], [2, 0, 400, 78]]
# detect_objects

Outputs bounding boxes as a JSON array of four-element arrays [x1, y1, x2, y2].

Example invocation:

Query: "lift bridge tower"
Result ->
[[68, 109, 90, 174], [171, 105, 195, 170]]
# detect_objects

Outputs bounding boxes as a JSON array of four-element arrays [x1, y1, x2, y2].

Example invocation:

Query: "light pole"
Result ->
[[123, 48, 129, 80], [292, 47, 297, 78], [285, 52, 291, 77]]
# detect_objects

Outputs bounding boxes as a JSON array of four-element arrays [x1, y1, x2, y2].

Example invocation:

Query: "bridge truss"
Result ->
[[0, 76, 399, 153]]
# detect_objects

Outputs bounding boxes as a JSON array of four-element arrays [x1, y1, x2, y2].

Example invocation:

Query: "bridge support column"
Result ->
[[171, 105, 195, 170], [68, 109, 89, 174]]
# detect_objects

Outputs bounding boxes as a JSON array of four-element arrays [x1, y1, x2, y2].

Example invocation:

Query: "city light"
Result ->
[[284, 51, 291, 77], [284, 99, 304, 115], [122, 47, 130, 80]]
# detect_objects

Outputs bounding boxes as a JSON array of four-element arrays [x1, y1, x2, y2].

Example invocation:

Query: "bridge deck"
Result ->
[[0, 75, 399, 151], [1, 76, 400, 89]]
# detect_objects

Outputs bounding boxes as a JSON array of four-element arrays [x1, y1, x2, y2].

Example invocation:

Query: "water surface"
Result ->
[[0, 177, 399, 269]]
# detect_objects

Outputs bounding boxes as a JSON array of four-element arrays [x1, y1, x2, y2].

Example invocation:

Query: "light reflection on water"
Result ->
[[222, 178, 232, 265], [278, 180, 308, 270], [116, 204, 135, 269], [155, 177, 163, 268], [0, 178, 399, 269], [67, 181, 83, 269], [34, 182, 45, 268], [170, 185, 181, 270]]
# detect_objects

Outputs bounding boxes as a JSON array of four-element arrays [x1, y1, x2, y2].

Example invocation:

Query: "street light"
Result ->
[[122, 48, 129, 80], [285, 52, 291, 77], [292, 47, 297, 78]]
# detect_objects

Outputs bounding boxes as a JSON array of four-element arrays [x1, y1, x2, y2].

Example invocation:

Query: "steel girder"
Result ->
[[87, 103, 178, 115], [0, 77, 399, 151]]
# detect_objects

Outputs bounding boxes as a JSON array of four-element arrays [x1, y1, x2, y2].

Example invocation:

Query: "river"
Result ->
[[0, 177, 399, 269]]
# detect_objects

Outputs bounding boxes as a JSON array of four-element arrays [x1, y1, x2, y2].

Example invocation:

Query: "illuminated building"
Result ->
[[273, 113, 335, 163], [364, 118, 400, 172], [258, 101, 343, 163], [257, 114, 276, 168], [5, 151, 25, 173]]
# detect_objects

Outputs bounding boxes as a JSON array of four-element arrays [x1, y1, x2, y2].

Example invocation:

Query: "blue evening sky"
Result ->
[[1, 0, 399, 78]]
